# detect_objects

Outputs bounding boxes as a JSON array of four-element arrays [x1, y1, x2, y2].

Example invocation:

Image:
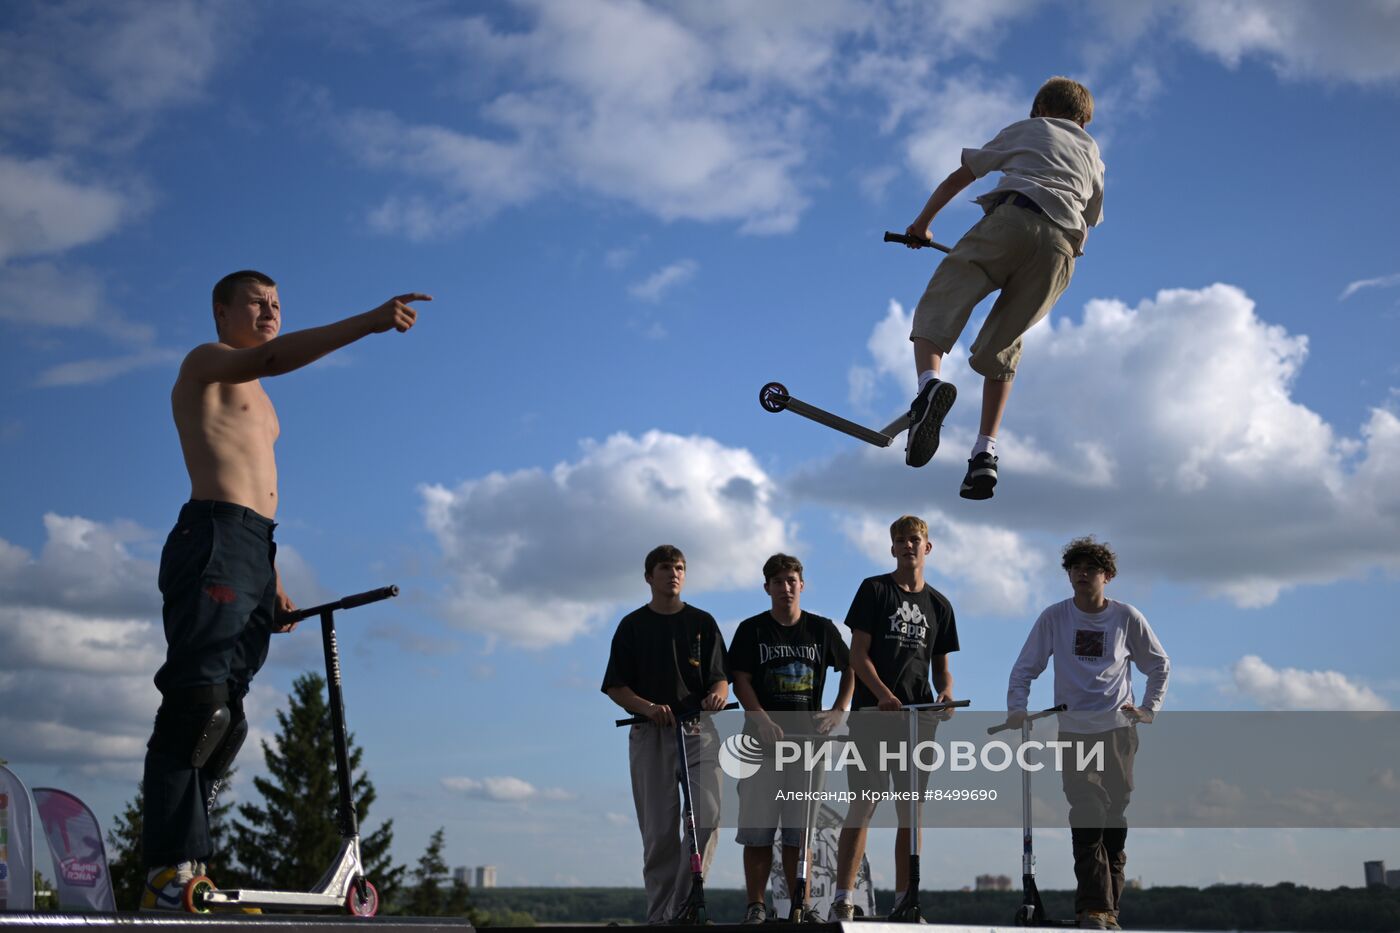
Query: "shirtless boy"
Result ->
[[140, 270, 429, 908]]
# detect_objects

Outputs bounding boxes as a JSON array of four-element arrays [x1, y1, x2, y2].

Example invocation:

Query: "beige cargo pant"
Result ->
[[629, 722, 721, 922]]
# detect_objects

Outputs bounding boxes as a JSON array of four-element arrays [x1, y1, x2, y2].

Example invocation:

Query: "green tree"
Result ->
[[401, 826, 472, 917], [229, 673, 402, 900]]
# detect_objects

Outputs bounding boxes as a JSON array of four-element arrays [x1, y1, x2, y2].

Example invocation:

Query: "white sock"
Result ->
[[917, 370, 938, 392], [972, 434, 996, 458], [834, 888, 852, 904]]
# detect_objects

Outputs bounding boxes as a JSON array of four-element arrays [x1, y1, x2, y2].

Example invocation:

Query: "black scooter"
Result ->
[[184, 585, 399, 917]]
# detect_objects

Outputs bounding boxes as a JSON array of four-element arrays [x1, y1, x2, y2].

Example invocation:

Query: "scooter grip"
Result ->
[[339, 585, 399, 610], [883, 231, 952, 253]]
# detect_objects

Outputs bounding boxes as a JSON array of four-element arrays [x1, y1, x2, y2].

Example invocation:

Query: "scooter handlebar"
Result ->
[[986, 703, 1068, 735], [883, 231, 953, 253], [279, 585, 399, 624], [615, 702, 740, 727], [903, 699, 972, 711]]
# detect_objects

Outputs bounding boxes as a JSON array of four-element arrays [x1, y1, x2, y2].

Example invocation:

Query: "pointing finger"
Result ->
[[394, 293, 433, 304]]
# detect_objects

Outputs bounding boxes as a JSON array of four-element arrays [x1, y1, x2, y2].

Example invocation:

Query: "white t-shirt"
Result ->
[[1007, 598, 1169, 732], [962, 117, 1105, 255]]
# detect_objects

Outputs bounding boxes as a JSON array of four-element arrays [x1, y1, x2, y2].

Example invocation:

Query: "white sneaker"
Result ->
[[140, 861, 199, 911]]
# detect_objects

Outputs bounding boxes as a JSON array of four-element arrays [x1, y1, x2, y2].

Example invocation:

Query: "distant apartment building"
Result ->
[[1387, 870, 1400, 889], [451, 865, 499, 888], [975, 874, 1012, 892], [1364, 860, 1386, 888]]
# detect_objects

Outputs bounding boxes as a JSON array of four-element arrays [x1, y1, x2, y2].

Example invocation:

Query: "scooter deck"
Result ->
[[760, 382, 908, 449]]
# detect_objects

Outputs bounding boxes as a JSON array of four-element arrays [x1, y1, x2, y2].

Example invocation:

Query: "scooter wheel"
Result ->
[[182, 876, 215, 914], [1014, 904, 1037, 926], [346, 879, 379, 917], [759, 382, 790, 413]]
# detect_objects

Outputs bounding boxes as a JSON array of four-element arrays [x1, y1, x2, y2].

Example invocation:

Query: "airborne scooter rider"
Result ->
[[141, 271, 430, 908]]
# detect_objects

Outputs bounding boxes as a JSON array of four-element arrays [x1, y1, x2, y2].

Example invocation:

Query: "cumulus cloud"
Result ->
[[441, 775, 573, 803], [1232, 655, 1390, 711], [320, 1, 1056, 237], [0, 514, 325, 769], [795, 283, 1400, 607], [1171, 0, 1400, 85], [629, 260, 699, 302], [421, 430, 790, 647], [0, 515, 162, 767]]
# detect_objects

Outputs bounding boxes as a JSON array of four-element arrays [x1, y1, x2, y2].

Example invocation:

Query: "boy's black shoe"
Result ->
[[959, 452, 998, 499], [905, 379, 957, 467]]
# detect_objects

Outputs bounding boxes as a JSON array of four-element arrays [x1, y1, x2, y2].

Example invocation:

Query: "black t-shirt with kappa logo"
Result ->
[[728, 610, 850, 718], [845, 573, 959, 710], [600, 603, 728, 711]]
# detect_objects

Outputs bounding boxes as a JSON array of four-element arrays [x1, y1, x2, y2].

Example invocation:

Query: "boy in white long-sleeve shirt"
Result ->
[[1007, 537, 1169, 930]]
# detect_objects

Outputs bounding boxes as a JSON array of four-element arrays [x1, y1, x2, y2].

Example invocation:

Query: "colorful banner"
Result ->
[[32, 788, 115, 912], [0, 766, 36, 911]]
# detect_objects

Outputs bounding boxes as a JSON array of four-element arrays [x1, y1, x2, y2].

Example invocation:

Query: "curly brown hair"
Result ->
[[1061, 535, 1117, 579]]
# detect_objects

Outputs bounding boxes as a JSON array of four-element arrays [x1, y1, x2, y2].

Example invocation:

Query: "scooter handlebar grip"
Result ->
[[615, 701, 740, 727], [339, 585, 399, 610]]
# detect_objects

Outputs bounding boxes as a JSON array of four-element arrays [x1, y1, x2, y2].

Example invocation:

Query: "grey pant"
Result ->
[[629, 722, 721, 922]]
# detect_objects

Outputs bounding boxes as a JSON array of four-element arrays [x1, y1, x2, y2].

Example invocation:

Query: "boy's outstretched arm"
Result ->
[[905, 165, 975, 245], [182, 293, 432, 385]]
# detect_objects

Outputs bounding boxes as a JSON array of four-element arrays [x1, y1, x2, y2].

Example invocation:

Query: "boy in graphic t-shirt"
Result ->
[[729, 553, 854, 924], [830, 515, 960, 922], [602, 545, 730, 924], [1006, 537, 1169, 930]]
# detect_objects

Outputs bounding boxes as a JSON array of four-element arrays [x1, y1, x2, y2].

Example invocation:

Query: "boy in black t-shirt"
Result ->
[[602, 545, 730, 924], [730, 554, 854, 923], [831, 516, 960, 922]]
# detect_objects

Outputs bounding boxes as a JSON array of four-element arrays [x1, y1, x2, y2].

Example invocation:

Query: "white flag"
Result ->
[[0, 765, 36, 911]]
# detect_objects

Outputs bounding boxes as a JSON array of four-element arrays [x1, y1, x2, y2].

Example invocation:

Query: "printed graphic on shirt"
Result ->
[[689, 631, 702, 667], [1074, 629, 1105, 660], [887, 600, 929, 649], [765, 660, 816, 705]]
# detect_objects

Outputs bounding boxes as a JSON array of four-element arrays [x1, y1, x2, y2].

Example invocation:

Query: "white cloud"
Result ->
[[1232, 655, 1390, 711], [0, 1, 230, 150], [1172, 0, 1400, 85], [901, 74, 1028, 190], [1340, 273, 1400, 302], [441, 775, 573, 803], [794, 283, 1400, 606], [324, 2, 1057, 238], [0, 158, 129, 263], [36, 348, 181, 388], [629, 259, 699, 302], [421, 430, 790, 647], [0, 515, 163, 767]]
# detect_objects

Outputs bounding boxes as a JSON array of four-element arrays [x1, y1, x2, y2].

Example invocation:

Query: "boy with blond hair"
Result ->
[[900, 77, 1105, 501]]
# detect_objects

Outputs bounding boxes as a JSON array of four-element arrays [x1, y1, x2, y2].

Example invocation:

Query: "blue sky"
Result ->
[[3, 0, 1400, 893]]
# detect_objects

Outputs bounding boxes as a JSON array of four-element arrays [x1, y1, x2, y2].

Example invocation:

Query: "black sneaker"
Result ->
[[905, 379, 957, 467], [959, 452, 998, 499]]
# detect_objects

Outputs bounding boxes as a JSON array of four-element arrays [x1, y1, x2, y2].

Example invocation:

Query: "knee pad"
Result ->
[[202, 699, 247, 779], [148, 685, 231, 768]]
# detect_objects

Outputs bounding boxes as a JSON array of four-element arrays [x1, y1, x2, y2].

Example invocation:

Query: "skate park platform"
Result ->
[[0, 915, 472, 932], [0, 919, 1219, 933]]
